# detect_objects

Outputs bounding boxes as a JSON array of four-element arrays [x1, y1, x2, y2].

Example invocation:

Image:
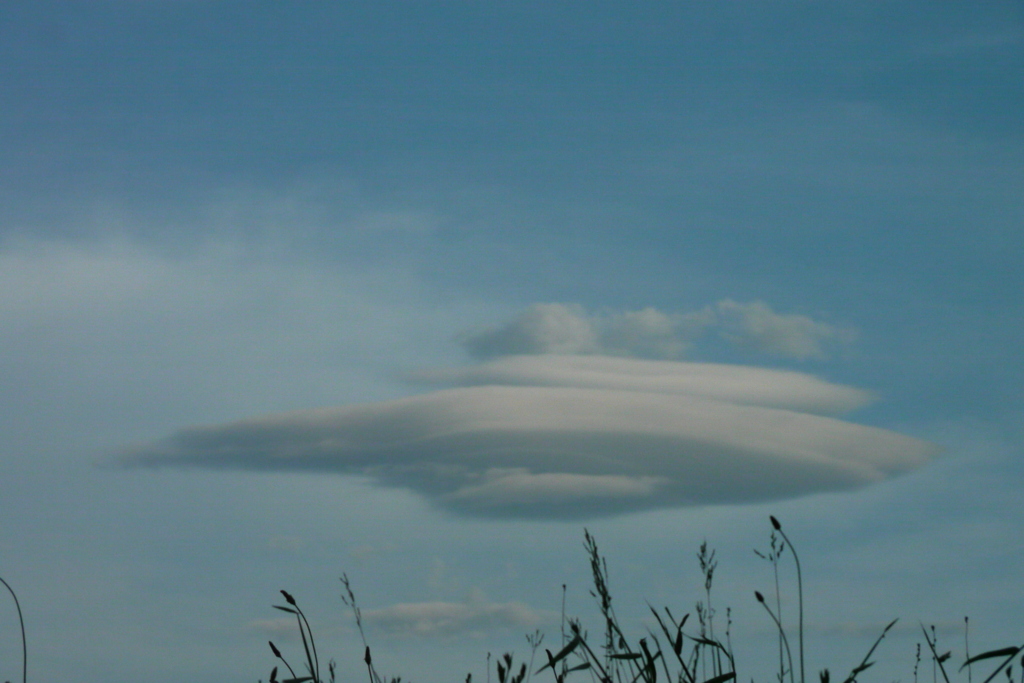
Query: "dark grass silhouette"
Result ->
[[0, 574, 26, 683], [261, 517, 1023, 683]]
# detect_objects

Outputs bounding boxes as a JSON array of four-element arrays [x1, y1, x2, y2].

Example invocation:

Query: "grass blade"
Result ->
[[701, 672, 737, 683], [536, 635, 583, 674]]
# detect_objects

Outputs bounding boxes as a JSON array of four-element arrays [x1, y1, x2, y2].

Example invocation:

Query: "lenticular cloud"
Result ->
[[120, 355, 937, 519]]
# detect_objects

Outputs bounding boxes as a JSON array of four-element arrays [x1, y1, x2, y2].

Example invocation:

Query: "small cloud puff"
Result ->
[[461, 302, 855, 361], [360, 589, 548, 638], [119, 355, 935, 520]]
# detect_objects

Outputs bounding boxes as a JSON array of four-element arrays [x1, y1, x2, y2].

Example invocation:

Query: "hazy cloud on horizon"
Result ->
[[247, 589, 547, 640]]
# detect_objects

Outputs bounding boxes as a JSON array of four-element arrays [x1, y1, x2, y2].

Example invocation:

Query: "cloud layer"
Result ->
[[120, 355, 936, 519], [409, 355, 873, 416]]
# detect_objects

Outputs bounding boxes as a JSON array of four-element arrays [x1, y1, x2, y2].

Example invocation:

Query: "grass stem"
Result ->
[[0, 575, 26, 683], [771, 516, 803, 683]]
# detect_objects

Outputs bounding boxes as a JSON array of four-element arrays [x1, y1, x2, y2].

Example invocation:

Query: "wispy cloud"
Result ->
[[0, 234, 487, 437], [119, 354, 935, 519]]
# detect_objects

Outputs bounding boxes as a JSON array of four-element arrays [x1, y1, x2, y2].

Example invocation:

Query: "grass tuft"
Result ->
[[261, 517, 1022, 683]]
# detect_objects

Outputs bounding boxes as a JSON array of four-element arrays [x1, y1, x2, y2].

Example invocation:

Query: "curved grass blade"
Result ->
[[960, 647, 1023, 671], [974, 646, 1024, 683], [701, 672, 737, 683]]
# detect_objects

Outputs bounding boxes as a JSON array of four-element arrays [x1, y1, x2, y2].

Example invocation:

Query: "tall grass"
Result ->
[[261, 517, 1023, 683]]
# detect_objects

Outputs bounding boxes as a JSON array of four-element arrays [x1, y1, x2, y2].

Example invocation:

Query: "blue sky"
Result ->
[[0, 3, 1022, 682]]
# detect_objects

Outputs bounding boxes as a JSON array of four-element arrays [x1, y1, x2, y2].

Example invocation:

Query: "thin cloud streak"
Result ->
[[361, 589, 549, 638], [119, 358, 936, 520]]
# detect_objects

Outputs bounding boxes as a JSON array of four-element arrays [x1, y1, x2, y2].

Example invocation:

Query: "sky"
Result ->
[[0, 2, 1022, 682]]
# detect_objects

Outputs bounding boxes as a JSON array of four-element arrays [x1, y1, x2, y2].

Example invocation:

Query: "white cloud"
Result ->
[[119, 358, 935, 519], [361, 589, 548, 638], [460, 302, 853, 361], [715, 299, 856, 360]]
